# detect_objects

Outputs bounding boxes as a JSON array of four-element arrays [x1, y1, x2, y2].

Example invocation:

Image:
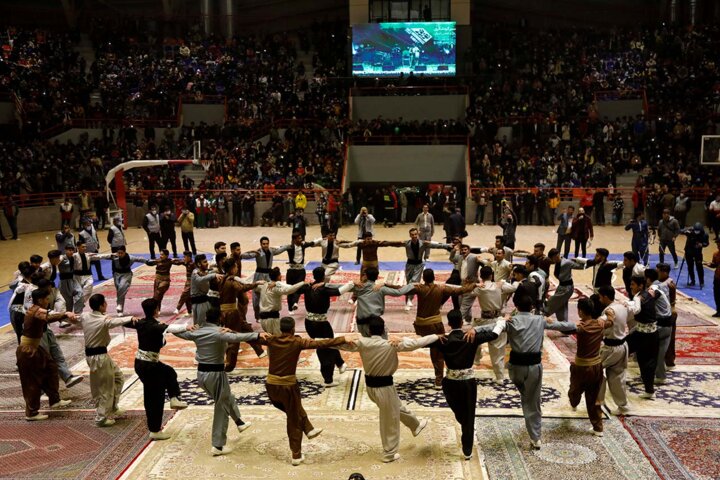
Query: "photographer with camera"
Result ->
[[680, 222, 709, 288]]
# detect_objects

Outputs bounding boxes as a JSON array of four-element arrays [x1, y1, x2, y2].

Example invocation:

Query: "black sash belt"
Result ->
[[191, 295, 209, 304], [259, 311, 280, 319], [407, 259, 423, 265], [59, 273, 74, 280], [657, 316, 673, 327], [114, 268, 132, 274], [322, 258, 338, 265], [256, 268, 272, 274], [74, 270, 92, 276], [509, 351, 542, 365], [85, 346, 108, 356], [559, 280, 574, 287], [198, 363, 225, 372], [356, 317, 374, 325], [365, 375, 393, 387], [603, 338, 626, 346]]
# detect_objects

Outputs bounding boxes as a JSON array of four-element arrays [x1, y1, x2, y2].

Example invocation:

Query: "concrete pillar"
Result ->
[[200, 0, 211, 35], [60, 0, 79, 28], [221, 0, 234, 37]]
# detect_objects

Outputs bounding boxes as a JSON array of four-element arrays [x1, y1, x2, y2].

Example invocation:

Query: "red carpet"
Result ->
[[0, 410, 169, 479], [622, 416, 720, 480]]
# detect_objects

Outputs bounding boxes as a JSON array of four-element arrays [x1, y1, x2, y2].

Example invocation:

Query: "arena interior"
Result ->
[[1, 1, 720, 479]]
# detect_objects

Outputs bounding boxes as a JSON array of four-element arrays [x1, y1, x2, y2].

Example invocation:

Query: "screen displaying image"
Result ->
[[352, 22, 456, 77]]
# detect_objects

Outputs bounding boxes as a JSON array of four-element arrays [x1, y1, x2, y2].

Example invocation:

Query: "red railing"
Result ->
[[0, 187, 343, 210], [5, 186, 711, 211], [468, 186, 711, 202]]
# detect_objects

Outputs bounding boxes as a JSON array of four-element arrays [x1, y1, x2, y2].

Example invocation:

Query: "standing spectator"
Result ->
[[682, 222, 709, 288], [242, 191, 256, 226], [500, 209, 517, 249], [674, 191, 691, 228], [59, 197, 74, 230], [548, 191, 560, 225], [78, 190, 92, 218], [556, 205, 575, 258], [160, 208, 178, 258], [570, 208, 594, 258], [232, 192, 243, 227], [414, 204, 435, 260], [398, 189, 408, 224], [383, 188, 396, 228], [216, 194, 228, 227], [709, 194, 720, 240], [143, 205, 162, 260], [612, 194, 625, 226], [354, 207, 375, 265], [657, 209, 680, 268], [491, 189, 503, 225], [523, 189, 536, 225], [474, 190, 487, 225], [178, 207, 197, 256], [3, 196, 19, 241], [632, 186, 646, 217], [327, 193, 339, 226], [295, 189, 307, 212], [445, 208, 466, 243], [94, 193, 108, 230], [580, 190, 594, 219], [625, 212, 650, 265], [592, 189, 606, 226], [283, 193, 295, 225], [316, 193, 327, 225], [706, 239, 720, 317], [660, 186, 675, 216], [196, 195, 208, 229]]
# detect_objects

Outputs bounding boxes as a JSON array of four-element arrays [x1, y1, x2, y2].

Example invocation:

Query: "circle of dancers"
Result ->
[[8, 212, 683, 465]]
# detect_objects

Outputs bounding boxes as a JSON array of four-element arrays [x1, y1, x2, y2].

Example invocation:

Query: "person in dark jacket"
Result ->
[[570, 208, 594, 258]]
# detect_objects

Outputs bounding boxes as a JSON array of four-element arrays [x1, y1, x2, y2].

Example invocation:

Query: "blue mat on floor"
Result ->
[[3, 253, 715, 328]]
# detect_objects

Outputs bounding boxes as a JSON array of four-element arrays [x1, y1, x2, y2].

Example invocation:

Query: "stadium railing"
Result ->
[[3, 188, 343, 209], [5, 187, 712, 210]]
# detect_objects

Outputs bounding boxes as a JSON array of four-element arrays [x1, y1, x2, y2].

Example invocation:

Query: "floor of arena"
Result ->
[[1, 225, 719, 479]]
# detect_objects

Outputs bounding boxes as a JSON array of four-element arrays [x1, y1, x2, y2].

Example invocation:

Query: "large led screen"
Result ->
[[352, 22, 456, 77]]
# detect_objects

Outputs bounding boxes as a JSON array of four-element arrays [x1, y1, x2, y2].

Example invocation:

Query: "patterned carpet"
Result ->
[[622, 416, 720, 480], [0, 410, 168, 479], [477, 416, 658, 480], [2, 264, 720, 479], [0, 333, 90, 374], [123, 408, 484, 479], [548, 324, 720, 365], [0, 374, 134, 411]]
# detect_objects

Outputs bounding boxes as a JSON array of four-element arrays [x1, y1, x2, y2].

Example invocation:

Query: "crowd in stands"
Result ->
[[466, 24, 720, 190], [2, 21, 719, 202]]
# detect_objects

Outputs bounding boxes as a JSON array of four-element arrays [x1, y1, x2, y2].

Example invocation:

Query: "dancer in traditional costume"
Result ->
[[127, 298, 191, 440], [174, 308, 268, 455], [110, 246, 148, 315], [258, 316, 349, 465], [147, 249, 183, 312], [596, 286, 630, 415]]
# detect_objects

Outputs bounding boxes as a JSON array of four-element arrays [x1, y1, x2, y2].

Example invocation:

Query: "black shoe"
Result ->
[[97, 276, 107, 281], [688, 281, 696, 286], [0, 237, 5, 241], [700, 283, 705, 288], [713, 313, 720, 318]]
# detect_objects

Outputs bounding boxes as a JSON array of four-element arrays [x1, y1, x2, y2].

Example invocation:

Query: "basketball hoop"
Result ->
[[199, 158, 212, 172]]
